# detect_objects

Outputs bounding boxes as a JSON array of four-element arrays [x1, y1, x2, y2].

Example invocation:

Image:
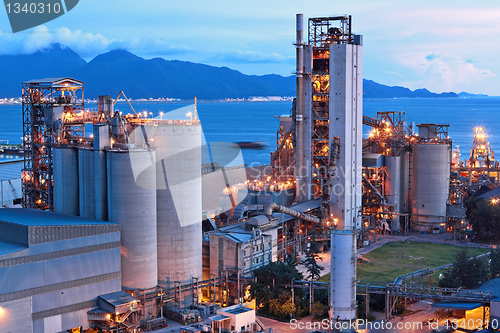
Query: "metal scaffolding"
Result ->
[[21, 78, 84, 210]]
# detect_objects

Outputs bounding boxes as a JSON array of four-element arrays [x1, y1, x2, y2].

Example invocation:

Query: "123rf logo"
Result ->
[[3, 0, 79, 33]]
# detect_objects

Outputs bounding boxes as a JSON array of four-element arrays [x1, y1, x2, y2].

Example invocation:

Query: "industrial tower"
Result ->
[[295, 14, 363, 327], [21, 78, 85, 210]]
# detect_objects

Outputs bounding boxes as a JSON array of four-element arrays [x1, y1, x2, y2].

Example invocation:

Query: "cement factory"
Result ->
[[1, 13, 500, 333]]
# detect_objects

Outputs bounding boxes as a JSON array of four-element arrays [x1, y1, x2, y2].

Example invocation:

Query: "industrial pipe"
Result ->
[[264, 201, 321, 224]]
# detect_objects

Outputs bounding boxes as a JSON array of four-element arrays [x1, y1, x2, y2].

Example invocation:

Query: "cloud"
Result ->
[[108, 38, 195, 56], [0, 26, 110, 57], [400, 54, 497, 94], [425, 53, 438, 61], [385, 71, 403, 77], [210, 50, 293, 64]]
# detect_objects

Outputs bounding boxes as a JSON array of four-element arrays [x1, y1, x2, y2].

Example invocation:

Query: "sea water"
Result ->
[[0, 97, 498, 165]]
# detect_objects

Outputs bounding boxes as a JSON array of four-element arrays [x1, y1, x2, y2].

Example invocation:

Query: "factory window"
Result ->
[[231, 326, 235, 331], [243, 249, 246, 256], [268, 241, 271, 247], [260, 244, 263, 251]]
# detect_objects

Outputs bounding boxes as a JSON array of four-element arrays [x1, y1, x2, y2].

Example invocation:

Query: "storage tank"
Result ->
[[107, 148, 158, 289], [153, 122, 202, 293], [78, 147, 96, 219], [385, 156, 401, 232], [400, 151, 410, 213], [330, 229, 356, 323], [53, 146, 79, 215], [411, 143, 451, 233]]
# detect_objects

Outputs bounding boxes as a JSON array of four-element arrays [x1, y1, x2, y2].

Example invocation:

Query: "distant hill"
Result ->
[[457, 92, 489, 98], [0, 44, 86, 97], [363, 79, 459, 98], [0, 44, 468, 99]]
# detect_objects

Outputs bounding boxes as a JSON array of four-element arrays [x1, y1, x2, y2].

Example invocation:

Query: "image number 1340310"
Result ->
[[3, 0, 79, 33]]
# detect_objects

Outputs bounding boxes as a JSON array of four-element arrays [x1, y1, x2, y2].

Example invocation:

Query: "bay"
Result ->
[[0, 97, 498, 165]]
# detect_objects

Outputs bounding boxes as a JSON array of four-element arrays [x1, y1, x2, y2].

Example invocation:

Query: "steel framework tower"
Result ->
[[21, 78, 84, 210], [295, 14, 363, 329]]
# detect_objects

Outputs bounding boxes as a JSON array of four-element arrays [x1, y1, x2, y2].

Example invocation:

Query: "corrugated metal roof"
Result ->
[[431, 301, 482, 310], [0, 208, 117, 226], [475, 277, 500, 298], [209, 315, 230, 322], [23, 77, 83, 85], [99, 290, 139, 306], [220, 305, 253, 315], [0, 161, 22, 181], [478, 186, 500, 200]]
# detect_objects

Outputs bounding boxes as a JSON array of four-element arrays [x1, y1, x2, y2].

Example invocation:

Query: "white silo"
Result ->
[[53, 146, 79, 215], [153, 122, 203, 294], [107, 148, 158, 289], [385, 156, 401, 231], [411, 143, 451, 233], [78, 147, 96, 219], [330, 230, 356, 322]]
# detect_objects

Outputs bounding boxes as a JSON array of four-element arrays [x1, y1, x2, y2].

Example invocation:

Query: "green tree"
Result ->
[[311, 301, 329, 320], [439, 248, 488, 289], [250, 261, 303, 308], [466, 198, 500, 242], [269, 296, 296, 321], [302, 252, 324, 281]]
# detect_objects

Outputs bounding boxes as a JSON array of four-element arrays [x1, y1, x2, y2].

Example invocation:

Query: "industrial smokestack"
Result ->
[[295, 14, 304, 202]]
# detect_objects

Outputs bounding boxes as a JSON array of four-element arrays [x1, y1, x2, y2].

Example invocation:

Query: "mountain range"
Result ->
[[0, 44, 485, 99]]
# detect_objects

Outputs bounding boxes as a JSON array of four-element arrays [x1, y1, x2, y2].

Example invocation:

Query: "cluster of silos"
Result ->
[[53, 115, 203, 295], [411, 142, 451, 233]]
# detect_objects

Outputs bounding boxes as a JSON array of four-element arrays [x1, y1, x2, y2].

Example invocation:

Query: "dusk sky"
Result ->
[[1, 0, 499, 95]]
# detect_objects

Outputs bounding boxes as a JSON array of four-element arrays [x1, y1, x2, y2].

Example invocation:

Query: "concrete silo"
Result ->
[[107, 148, 158, 289], [153, 122, 202, 294], [78, 147, 96, 219], [385, 156, 401, 231], [411, 143, 451, 233], [53, 146, 79, 215]]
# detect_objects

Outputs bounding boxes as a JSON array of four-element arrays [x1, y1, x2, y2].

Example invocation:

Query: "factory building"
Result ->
[[0, 208, 121, 333], [362, 118, 463, 234], [210, 305, 260, 333]]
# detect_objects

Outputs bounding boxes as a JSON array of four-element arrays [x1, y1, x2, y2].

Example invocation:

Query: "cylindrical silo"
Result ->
[[330, 229, 356, 324], [154, 122, 202, 295], [411, 143, 451, 233], [53, 146, 79, 215], [107, 148, 158, 289], [98, 95, 113, 118], [400, 151, 410, 213], [78, 147, 95, 219], [385, 156, 401, 232]]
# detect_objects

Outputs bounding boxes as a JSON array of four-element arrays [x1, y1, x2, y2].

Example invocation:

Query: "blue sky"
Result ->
[[1, 0, 499, 95]]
